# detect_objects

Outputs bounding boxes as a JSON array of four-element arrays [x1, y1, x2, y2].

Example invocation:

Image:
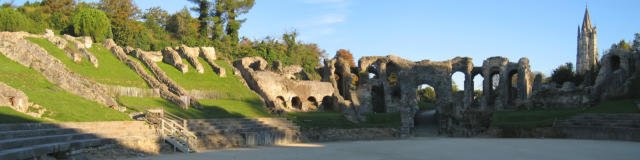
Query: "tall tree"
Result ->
[[222, 0, 254, 45], [166, 7, 199, 45], [189, 0, 211, 38], [98, 0, 141, 46], [211, 0, 225, 41], [41, 0, 75, 15]]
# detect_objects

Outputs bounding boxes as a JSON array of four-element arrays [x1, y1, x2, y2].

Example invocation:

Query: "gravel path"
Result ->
[[133, 137, 640, 160]]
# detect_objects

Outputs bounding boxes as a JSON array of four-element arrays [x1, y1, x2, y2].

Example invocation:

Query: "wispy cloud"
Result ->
[[297, 0, 350, 37]]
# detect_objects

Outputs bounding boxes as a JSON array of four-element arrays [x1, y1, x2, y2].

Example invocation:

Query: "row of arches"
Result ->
[[273, 96, 335, 111]]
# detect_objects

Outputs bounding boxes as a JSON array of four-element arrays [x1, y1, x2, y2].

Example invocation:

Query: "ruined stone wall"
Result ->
[[0, 32, 119, 109], [177, 45, 205, 73], [0, 82, 29, 113], [592, 51, 640, 100], [234, 57, 336, 112]]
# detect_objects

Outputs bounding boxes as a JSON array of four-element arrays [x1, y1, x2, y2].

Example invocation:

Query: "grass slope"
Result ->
[[156, 58, 258, 100], [0, 53, 131, 122], [25, 37, 148, 88], [491, 98, 640, 128], [120, 97, 272, 118], [0, 107, 46, 123]]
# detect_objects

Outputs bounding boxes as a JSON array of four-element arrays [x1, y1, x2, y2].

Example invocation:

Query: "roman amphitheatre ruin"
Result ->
[[0, 5, 639, 160]]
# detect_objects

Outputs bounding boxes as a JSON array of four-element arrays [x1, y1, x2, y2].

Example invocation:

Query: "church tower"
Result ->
[[577, 6, 598, 75]]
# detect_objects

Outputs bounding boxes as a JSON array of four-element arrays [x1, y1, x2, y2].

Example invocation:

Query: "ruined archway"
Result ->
[[291, 97, 302, 110], [487, 69, 501, 105], [507, 69, 518, 105], [321, 96, 335, 111], [307, 97, 318, 109], [472, 73, 484, 105]]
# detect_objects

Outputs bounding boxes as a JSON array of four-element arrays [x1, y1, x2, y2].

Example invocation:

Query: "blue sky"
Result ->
[[9, 0, 640, 89]]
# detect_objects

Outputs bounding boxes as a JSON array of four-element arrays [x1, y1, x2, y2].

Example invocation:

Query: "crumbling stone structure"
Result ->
[[234, 57, 337, 112]]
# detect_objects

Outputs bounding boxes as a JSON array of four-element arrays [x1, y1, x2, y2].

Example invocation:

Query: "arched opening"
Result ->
[[414, 83, 438, 137], [321, 96, 335, 111], [367, 64, 379, 79], [307, 97, 318, 108], [472, 74, 484, 104], [249, 61, 263, 71], [386, 62, 402, 99], [507, 70, 519, 105], [451, 71, 465, 92], [488, 70, 500, 105], [371, 85, 386, 113], [291, 97, 302, 110], [275, 96, 286, 108], [610, 55, 621, 71], [416, 84, 437, 111]]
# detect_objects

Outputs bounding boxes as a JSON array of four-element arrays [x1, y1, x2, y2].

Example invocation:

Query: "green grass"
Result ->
[[156, 58, 259, 100], [418, 101, 436, 110], [0, 53, 131, 122], [491, 98, 640, 128], [119, 96, 272, 119], [0, 107, 47, 123], [285, 112, 401, 129], [25, 37, 148, 88]]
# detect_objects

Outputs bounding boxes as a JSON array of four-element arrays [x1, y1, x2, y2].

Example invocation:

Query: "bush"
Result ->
[[550, 62, 582, 86], [71, 8, 112, 42], [0, 8, 33, 32]]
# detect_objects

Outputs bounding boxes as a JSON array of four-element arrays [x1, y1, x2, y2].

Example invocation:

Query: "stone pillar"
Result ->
[[463, 72, 473, 109], [481, 70, 492, 110]]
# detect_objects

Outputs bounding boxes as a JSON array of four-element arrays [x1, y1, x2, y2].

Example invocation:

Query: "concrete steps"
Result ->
[[187, 118, 302, 149], [0, 123, 115, 159], [554, 113, 640, 141]]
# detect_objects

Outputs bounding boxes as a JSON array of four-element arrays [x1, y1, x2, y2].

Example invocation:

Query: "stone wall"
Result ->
[[177, 45, 205, 73], [199, 47, 226, 77], [234, 57, 336, 112], [301, 128, 398, 142], [54, 121, 161, 153], [161, 47, 188, 73], [63, 34, 99, 67], [0, 82, 29, 113], [0, 31, 119, 109]]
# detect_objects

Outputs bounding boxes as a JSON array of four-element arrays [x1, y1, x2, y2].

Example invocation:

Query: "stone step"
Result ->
[[188, 118, 264, 123], [190, 126, 278, 132], [555, 120, 640, 128], [188, 121, 266, 126], [0, 138, 115, 160], [0, 133, 98, 150], [0, 123, 59, 132], [193, 127, 282, 134], [0, 128, 78, 141]]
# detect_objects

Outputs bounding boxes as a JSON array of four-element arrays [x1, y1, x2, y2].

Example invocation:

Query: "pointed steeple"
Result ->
[[582, 6, 592, 30]]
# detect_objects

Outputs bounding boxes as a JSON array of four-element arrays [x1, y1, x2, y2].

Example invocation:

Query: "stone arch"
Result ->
[[321, 96, 335, 111], [610, 55, 621, 71], [307, 96, 318, 108], [451, 71, 465, 91], [506, 69, 519, 105], [291, 97, 302, 110], [487, 68, 501, 105]]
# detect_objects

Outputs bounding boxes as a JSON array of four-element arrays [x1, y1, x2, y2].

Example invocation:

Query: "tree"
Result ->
[[189, 0, 211, 38], [0, 8, 34, 32], [221, 0, 254, 45], [99, 0, 141, 47], [42, 0, 75, 15], [72, 8, 112, 42], [335, 49, 356, 67], [550, 62, 581, 86], [166, 7, 199, 46], [632, 33, 640, 52], [610, 40, 631, 52], [211, 0, 225, 41]]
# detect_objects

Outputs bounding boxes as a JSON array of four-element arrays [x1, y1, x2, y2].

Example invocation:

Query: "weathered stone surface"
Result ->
[[234, 57, 335, 112], [198, 47, 226, 77], [301, 128, 397, 142], [63, 34, 99, 67], [178, 45, 204, 73], [0, 82, 29, 112], [102, 39, 189, 108], [161, 47, 188, 73], [592, 50, 640, 100], [0, 32, 118, 109]]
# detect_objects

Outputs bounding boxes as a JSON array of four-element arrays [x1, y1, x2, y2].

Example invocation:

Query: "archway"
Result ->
[[488, 70, 500, 105], [507, 70, 519, 105], [451, 72, 465, 92], [321, 96, 335, 111], [414, 83, 438, 137], [307, 97, 318, 109], [371, 85, 386, 113], [472, 74, 484, 105], [291, 97, 302, 110]]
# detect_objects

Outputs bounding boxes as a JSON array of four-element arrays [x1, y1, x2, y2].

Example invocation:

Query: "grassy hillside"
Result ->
[[120, 97, 272, 118], [0, 53, 131, 122], [25, 37, 149, 88], [156, 58, 258, 100], [0, 107, 47, 123], [491, 98, 640, 128]]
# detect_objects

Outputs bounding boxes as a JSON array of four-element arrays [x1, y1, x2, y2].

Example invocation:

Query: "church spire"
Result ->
[[582, 6, 592, 30]]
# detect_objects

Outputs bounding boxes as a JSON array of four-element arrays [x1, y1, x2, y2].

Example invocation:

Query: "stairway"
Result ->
[[554, 113, 640, 141], [187, 118, 301, 149], [0, 123, 115, 160]]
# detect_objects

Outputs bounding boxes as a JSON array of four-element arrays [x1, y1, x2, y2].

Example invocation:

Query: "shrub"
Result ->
[[550, 62, 582, 86], [0, 8, 33, 32], [72, 8, 112, 42]]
